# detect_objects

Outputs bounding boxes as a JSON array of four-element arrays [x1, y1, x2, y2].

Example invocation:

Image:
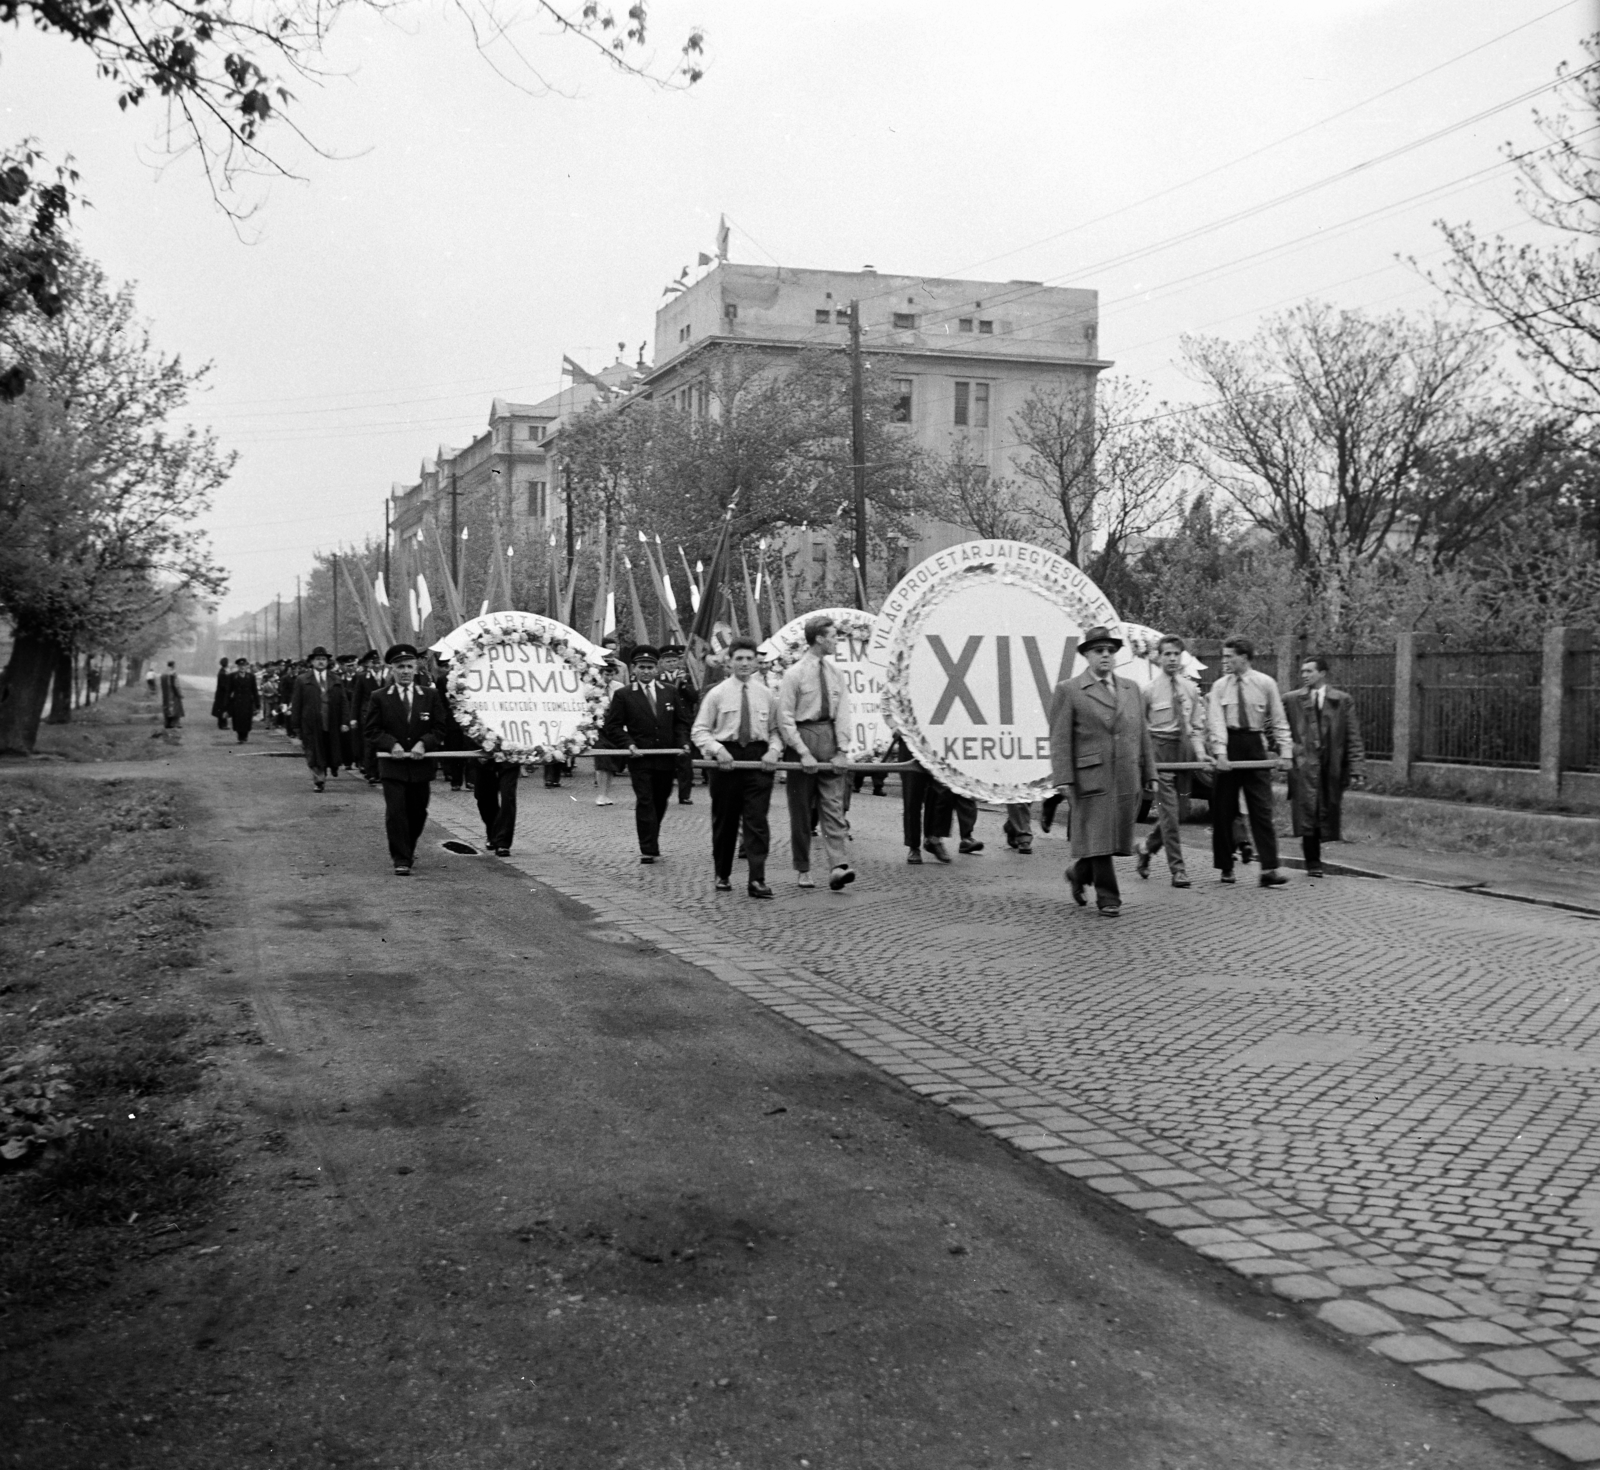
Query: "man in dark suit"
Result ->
[[599, 644, 694, 864], [350, 650, 384, 784], [1049, 626, 1155, 916], [361, 643, 447, 876], [1284, 654, 1366, 878], [289, 646, 349, 792], [226, 658, 258, 743], [660, 643, 700, 804], [211, 658, 231, 729]]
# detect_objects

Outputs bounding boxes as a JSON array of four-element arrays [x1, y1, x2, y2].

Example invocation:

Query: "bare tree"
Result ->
[[1009, 375, 1183, 585], [1181, 301, 1490, 628], [1432, 37, 1600, 418], [927, 436, 1029, 541]]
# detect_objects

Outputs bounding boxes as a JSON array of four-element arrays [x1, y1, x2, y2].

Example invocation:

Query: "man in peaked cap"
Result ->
[[1049, 626, 1156, 917], [599, 644, 694, 864], [362, 644, 447, 875]]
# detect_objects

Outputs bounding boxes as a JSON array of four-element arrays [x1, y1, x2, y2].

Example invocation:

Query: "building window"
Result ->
[[528, 425, 544, 441], [724, 303, 738, 321], [891, 378, 913, 423], [954, 381, 969, 427], [958, 318, 973, 333], [815, 308, 831, 324], [892, 312, 916, 329], [973, 382, 991, 428], [835, 310, 851, 325], [695, 383, 709, 418], [527, 481, 547, 518], [978, 320, 994, 335]]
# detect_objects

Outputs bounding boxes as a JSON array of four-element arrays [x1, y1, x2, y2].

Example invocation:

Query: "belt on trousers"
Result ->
[[796, 719, 832, 727]]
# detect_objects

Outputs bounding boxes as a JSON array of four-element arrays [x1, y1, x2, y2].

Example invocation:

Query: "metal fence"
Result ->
[[1565, 647, 1600, 774], [1324, 652, 1395, 760], [1417, 650, 1542, 769]]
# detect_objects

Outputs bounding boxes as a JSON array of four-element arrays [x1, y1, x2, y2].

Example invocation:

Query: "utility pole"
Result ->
[[331, 552, 339, 655], [848, 299, 868, 609], [296, 575, 303, 657], [564, 464, 575, 574], [450, 470, 460, 585]]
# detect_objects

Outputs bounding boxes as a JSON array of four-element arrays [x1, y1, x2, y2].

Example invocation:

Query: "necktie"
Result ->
[[1169, 674, 1185, 733], [737, 682, 752, 744], [1235, 674, 1251, 731], [817, 663, 831, 722]]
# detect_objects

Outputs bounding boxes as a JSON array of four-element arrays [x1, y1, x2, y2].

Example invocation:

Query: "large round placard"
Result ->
[[445, 611, 611, 763], [759, 606, 887, 759], [878, 542, 1122, 803]]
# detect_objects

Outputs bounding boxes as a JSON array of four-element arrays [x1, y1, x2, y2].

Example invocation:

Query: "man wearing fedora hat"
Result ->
[[361, 644, 447, 875], [1049, 626, 1156, 916], [289, 646, 349, 792]]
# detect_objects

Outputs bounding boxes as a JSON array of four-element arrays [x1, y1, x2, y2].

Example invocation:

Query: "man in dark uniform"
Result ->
[[362, 644, 447, 875], [335, 654, 363, 771], [600, 644, 694, 864], [352, 649, 384, 784], [211, 658, 231, 729], [289, 646, 348, 792], [226, 658, 258, 742], [659, 643, 699, 804]]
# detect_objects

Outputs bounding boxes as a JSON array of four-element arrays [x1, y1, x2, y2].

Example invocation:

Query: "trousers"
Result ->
[[1071, 854, 1121, 909], [381, 779, 432, 866], [474, 761, 521, 851], [1142, 733, 1187, 873], [710, 742, 774, 881], [785, 723, 850, 874], [1211, 729, 1280, 872], [630, 766, 677, 855]]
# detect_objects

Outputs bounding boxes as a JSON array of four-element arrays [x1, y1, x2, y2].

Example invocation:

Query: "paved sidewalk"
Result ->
[[426, 779, 1600, 1462]]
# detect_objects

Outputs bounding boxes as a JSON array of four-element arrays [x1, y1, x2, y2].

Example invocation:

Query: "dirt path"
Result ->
[[8, 731, 1546, 1469]]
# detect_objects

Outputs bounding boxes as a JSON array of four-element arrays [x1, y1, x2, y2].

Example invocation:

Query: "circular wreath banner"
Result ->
[[759, 606, 888, 759], [446, 612, 611, 763], [878, 543, 1123, 803]]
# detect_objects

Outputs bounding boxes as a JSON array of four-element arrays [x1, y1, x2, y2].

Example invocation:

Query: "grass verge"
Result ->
[[0, 773, 229, 1313], [28, 683, 177, 764]]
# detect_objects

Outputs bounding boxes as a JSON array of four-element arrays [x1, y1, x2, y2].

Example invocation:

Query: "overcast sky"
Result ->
[[4, 0, 1591, 618]]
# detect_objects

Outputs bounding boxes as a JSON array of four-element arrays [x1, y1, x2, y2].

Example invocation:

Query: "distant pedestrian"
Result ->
[[227, 658, 259, 743], [289, 646, 348, 792], [1049, 626, 1155, 916], [158, 662, 185, 731], [1205, 636, 1293, 888], [1134, 635, 1209, 889], [362, 644, 447, 876], [661, 643, 701, 804], [85, 662, 101, 704], [211, 658, 230, 728], [776, 615, 856, 893], [692, 637, 781, 897], [600, 644, 694, 865], [1284, 655, 1366, 878]]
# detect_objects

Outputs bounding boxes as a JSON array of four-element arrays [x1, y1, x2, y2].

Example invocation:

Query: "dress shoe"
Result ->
[[393, 865, 411, 876], [958, 839, 985, 854], [495, 847, 510, 858], [679, 797, 694, 805], [747, 881, 774, 899], [828, 865, 856, 891], [1238, 843, 1255, 866], [596, 796, 615, 806], [640, 854, 656, 864], [923, 839, 952, 864], [1097, 904, 1122, 918], [797, 873, 815, 889], [1171, 870, 1191, 888], [1219, 870, 1237, 884], [906, 848, 923, 864], [1259, 870, 1290, 888], [1014, 839, 1033, 855], [1306, 867, 1326, 878], [1135, 846, 1152, 880], [1066, 867, 1087, 906], [715, 877, 733, 892]]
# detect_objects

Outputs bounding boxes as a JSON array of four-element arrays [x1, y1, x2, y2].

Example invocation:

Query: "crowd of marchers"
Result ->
[[199, 616, 1362, 916]]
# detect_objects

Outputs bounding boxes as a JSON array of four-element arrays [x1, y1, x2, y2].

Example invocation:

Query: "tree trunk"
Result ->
[[45, 643, 73, 724], [0, 630, 59, 754]]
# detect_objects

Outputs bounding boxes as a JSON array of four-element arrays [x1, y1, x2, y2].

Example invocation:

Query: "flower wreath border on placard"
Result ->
[[447, 621, 612, 764], [761, 607, 887, 760], [882, 557, 1122, 804]]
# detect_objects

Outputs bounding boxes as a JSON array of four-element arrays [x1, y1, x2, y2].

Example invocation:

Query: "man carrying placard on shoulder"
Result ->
[[362, 644, 447, 877], [776, 615, 856, 893], [691, 637, 782, 898]]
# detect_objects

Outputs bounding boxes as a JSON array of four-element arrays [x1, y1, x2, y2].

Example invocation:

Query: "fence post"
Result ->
[[1392, 631, 1418, 784], [1541, 625, 1567, 800]]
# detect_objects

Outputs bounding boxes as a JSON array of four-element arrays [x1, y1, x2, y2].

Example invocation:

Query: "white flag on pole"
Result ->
[[374, 572, 389, 607], [417, 573, 434, 627], [408, 587, 420, 635]]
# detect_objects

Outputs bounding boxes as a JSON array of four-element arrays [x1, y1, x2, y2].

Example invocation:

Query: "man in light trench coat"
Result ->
[[1049, 625, 1156, 916]]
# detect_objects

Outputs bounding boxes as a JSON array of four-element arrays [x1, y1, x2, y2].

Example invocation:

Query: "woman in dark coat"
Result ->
[[227, 659, 259, 743], [211, 658, 231, 728]]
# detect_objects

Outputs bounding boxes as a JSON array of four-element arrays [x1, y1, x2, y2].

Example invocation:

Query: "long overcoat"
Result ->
[[227, 671, 260, 724], [1283, 686, 1365, 841], [210, 663, 230, 719], [1049, 670, 1155, 859]]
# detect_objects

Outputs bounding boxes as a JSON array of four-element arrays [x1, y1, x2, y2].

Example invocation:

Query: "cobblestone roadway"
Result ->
[[431, 777, 1600, 1462]]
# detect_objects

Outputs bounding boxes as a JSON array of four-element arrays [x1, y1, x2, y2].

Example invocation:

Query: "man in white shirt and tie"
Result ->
[[775, 615, 856, 892], [691, 637, 782, 897], [1283, 654, 1366, 878], [1204, 636, 1293, 887]]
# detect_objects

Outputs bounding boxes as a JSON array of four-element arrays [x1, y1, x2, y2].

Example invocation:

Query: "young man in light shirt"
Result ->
[[691, 637, 782, 898], [775, 615, 856, 892], [1135, 634, 1209, 888], [1205, 636, 1294, 888]]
